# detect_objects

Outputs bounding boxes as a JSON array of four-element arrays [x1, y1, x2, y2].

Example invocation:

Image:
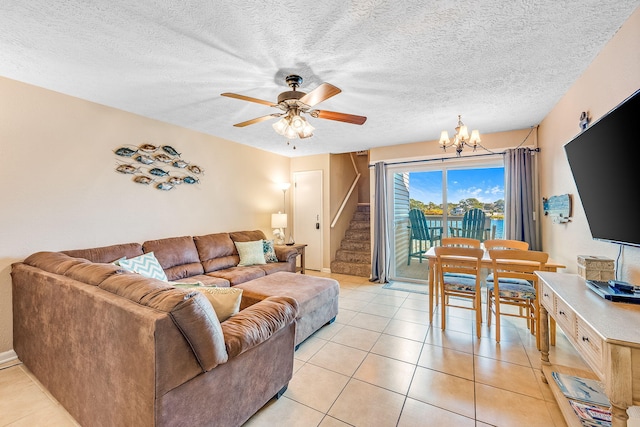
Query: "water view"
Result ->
[[394, 165, 506, 281]]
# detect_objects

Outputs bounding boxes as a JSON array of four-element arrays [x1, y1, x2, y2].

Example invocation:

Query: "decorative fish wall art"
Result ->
[[114, 142, 203, 191]]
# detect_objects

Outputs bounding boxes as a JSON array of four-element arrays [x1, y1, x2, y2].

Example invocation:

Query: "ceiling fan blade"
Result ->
[[299, 83, 341, 107], [233, 114, 280, 127], [221, 92, 275, 107], [313, 110, 367, 125]]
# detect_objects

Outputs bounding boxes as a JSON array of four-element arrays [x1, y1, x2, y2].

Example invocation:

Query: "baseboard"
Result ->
[[321, 268, 332, 274], [0, 350, 18, 364]]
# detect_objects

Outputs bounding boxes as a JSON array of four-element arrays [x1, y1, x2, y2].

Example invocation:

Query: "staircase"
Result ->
[[331, 204, 371, 277]]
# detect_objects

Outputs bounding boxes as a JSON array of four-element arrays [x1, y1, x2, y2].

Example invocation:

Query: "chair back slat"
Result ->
[[488, 249, 548, 282], [484, 239, 529, 250], [441, 237, 481, 248]]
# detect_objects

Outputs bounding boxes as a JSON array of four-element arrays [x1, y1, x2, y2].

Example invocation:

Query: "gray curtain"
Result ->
[[370, 161, 390, 283], [504, 148, 539, 250]]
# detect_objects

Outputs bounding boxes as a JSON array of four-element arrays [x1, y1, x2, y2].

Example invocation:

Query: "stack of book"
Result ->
[[552, 371, 612, 427]]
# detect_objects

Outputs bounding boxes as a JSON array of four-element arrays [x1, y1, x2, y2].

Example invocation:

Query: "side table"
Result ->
[[286, 243, 307, 274]]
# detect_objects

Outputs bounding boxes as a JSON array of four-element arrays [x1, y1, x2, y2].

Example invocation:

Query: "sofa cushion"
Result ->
[[193, 233, 238, 272], [65, 262, 124, 286], [118, 252, 168, 282], [235, 241, 267, 266], [169, 292, 229, 371], [62, 242, 144, 264], [23, 252, 91, 276], [229, 230, 268, 244], [235, 272, 340, 317], [258, 262, 295, 275], [206, 267, 266, 285], [221, 296, 298, 358], [143, 236, 204, 281], [171, 274, 231, 287]]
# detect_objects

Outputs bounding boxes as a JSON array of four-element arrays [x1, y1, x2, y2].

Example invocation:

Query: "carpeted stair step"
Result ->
[[335, 249, 371, 263], [345, 229, 370, 241], [353, 211, 370, 221], [331, 203, 371, 277], [330, 260, 371, 277], [341, 240, 371, 252], [349, 220, 370, 230]]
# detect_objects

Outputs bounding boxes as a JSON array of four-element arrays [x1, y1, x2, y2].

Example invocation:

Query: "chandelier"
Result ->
[[272, 109, 315, 139], [439, 115, 481, 156]]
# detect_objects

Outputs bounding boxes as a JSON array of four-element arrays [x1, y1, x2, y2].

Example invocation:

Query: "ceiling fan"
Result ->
[[221, 74, 367, 139]]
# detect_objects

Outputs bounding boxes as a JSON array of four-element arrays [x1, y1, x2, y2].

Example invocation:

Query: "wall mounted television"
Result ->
[[564, 88, 640, 247]]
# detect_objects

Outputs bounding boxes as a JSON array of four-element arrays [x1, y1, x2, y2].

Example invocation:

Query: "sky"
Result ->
[[408, 167, 504, 205]]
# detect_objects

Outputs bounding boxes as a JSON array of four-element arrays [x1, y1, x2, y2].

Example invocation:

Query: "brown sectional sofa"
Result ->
[[11, 230, 339, 427]]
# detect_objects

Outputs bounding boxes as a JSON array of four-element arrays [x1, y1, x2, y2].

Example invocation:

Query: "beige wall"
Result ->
[[0, 77, 290, 354], [538, 8, 640, 282], [370, 128, 536, 164]]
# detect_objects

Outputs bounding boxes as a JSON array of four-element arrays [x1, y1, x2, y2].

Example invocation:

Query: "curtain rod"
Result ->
[[367, 147, 540, 168]]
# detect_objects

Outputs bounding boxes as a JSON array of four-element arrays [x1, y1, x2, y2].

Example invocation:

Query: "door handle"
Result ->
[[316, 222, 320, 229]]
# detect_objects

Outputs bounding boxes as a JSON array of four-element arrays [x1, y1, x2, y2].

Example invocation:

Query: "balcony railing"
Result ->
[[406, 214, 503, 242]]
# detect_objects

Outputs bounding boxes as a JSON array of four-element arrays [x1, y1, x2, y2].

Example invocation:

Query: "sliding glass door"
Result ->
[[389, 157, 505, 283]]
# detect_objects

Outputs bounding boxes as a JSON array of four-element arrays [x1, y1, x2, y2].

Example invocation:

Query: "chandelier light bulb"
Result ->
[[439, 130, 450, 146]]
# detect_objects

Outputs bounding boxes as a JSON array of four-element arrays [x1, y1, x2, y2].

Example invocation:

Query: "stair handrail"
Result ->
[[331, 152, 361, 228]]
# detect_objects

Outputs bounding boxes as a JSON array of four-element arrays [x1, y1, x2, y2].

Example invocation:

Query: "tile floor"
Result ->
[[0, 272, 592, 426]]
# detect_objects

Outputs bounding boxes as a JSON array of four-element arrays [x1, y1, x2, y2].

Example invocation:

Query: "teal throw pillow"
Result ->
[[263, 239, 278, 263]]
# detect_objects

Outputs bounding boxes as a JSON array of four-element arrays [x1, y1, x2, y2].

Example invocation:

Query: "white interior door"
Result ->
[[293, 170, 323, 271]]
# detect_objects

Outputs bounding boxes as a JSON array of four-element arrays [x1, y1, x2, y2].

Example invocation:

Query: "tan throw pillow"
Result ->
[[192, 287, 243, 322], [234, 240, 266, 266]]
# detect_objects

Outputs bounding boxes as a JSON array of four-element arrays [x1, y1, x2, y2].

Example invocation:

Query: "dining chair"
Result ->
[[432, 237, 481, 306], [441, 237, 481, 248], [487, 249, 549, 347], [435, 246, 484, 338], [483, 239, 529, 250]]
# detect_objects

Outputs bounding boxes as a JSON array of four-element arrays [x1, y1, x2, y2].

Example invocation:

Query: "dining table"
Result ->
[[425, 246, 567, 333]]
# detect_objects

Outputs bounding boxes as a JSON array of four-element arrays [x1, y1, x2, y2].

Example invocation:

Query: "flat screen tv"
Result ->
[[564, 88, 640, 247]]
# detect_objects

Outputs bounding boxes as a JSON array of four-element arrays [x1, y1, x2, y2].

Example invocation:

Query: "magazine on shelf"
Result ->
[[551, 371, 610, 407], [569, 400, 611, 427]]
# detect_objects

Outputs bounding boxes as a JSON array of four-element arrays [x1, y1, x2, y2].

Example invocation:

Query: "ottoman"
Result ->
[[235, 272, 339, 348]]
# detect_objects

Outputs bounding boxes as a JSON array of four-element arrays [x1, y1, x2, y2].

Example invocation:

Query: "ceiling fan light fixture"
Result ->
[[290, 114, 306, 130], [299, 121, 314, 138], [222, 74, 366, 145], [283, 124, 298, 139], [272, 117, 288, 135]]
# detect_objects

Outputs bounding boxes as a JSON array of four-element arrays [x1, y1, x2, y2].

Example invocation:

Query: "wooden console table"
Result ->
[[536, 271, 640, 427]]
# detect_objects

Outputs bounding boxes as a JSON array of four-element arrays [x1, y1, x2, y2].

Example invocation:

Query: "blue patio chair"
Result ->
[[450, 208, 490, 241], [407, 208, 443, 265]]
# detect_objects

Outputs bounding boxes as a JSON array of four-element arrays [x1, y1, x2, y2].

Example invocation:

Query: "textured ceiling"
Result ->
[[1, 1, 638, 157]]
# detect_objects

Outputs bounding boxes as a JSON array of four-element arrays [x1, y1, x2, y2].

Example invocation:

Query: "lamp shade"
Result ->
[[271, 213, 288, 229]]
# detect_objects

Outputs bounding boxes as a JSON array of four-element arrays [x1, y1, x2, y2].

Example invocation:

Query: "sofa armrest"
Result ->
[[274, 246, 298, 263], [221, 296, 298, 358]]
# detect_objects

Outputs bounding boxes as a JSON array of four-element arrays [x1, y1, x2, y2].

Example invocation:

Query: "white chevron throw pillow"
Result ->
[[118, 252, 168, 281]]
